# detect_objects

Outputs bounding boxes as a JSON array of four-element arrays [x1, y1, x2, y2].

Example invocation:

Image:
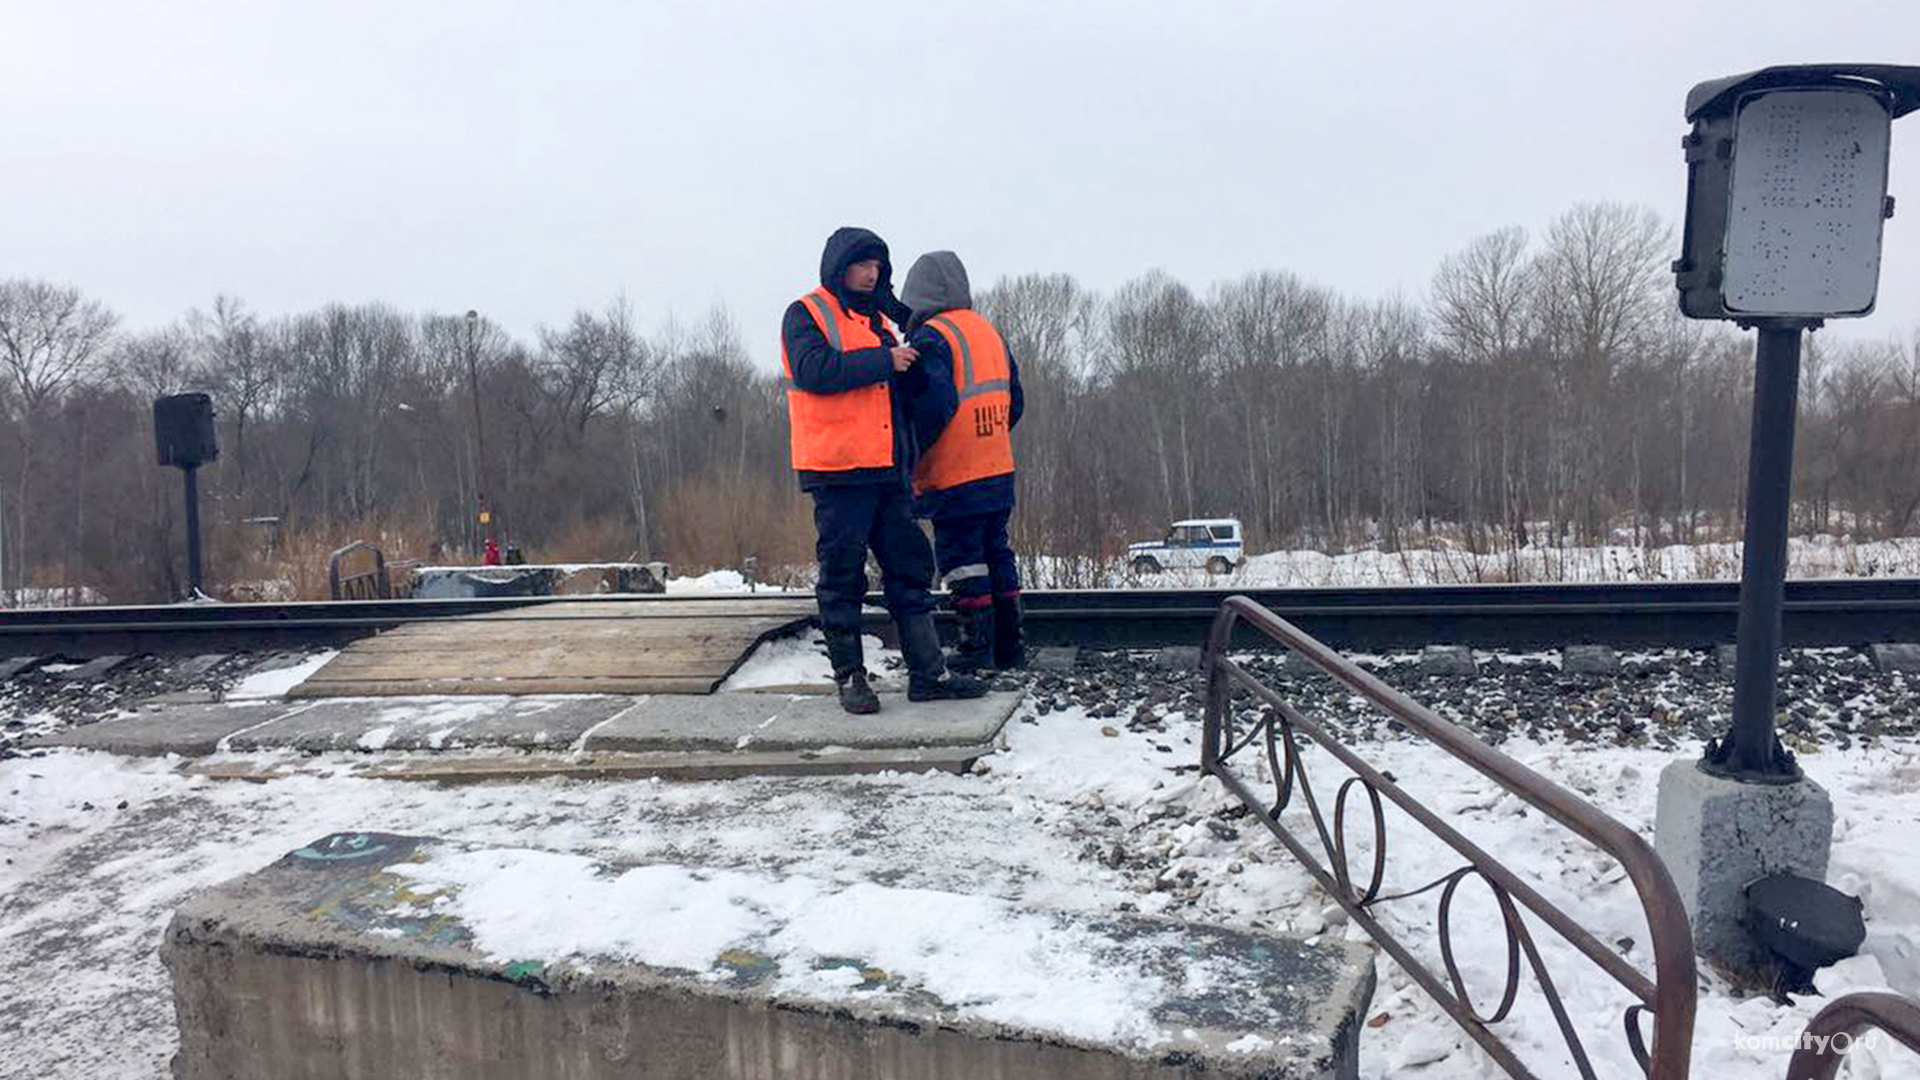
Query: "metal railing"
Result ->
[[1200, 595, 1697, 1078], [327, 541, 390, 602], [1786, 991, 1920, 1079]]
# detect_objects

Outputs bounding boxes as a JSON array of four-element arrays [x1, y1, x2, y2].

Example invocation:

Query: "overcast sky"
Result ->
[[6, 0, 1918, 368]]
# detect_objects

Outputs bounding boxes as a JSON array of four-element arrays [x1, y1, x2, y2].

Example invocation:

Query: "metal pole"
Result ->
[[465, 311, 498, 552], [183, 465, 204, 598], [1705, 324, 1804, 781]]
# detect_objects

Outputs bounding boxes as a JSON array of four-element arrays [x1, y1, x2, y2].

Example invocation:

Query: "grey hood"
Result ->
[[900, 251, 972, 331]]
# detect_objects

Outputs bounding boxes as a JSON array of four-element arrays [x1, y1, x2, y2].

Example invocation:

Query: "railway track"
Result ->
[[3, 579, 1918, 658]]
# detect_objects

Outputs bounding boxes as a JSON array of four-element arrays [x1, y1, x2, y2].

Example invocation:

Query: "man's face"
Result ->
[[844, 259, 881, 294]]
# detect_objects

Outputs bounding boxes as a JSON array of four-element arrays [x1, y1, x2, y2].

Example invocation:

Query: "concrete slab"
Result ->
[[582, 691, 1022, 754], [225, 695, 635, 753], [171, 653, 231, 680], [1033, 646, 1078, 673], [1418, 645, 1477, 677], [1562, 645, 1621, 676], [140, 688, 224, 708], [164, 833, 1373, 1080], [21, 690, 1017, 773], [56, 654, 132, 682], [189, 745, 996, 784], [0, 655, 45, 680], [1153, 646, 1203, 673], [27, 702, 305, 757], [1870, 643, 1920, 675]]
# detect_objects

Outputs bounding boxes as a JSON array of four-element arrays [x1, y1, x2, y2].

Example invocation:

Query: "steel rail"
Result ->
[[2, 580, 1917, 657]]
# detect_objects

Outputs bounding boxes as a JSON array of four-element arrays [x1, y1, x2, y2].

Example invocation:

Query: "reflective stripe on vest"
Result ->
[[781, 287, 895, 473], [914, 310, 1015, 495]]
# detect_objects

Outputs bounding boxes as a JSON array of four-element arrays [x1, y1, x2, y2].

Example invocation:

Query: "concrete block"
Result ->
[[164, 834, 1375, 1080], [1033, 646, 1079, 673], [0, 655, 44, 680], [1561, 645, 1620, 676], [193, 744, 998, 784], [1869, 643, 1920, 675], [411, 562, 670, 600], [1418, 645, 1477, 678], [142, 688, 224, 708], [238, 652, 314, 678], [55, 654, 132, 682], [1280, 652, 1329, 679], [1653, 759, 1834, 983], [28, 702, 301, 757], [172, 653, 231, 680], [583, 691, 1021, 754], [225, 695, 633, 753], [1153, 646, 1203, 673]]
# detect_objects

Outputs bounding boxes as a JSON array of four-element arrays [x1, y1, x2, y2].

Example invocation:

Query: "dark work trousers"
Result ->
[[811, 484, 936, 634], [932, 509, 1020, 603]]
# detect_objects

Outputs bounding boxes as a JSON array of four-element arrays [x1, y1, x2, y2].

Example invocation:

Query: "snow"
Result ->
[[718, 628, 897, 688], [390, 852, 1169, 1045], [3, 693, 1918, 1078], [224, 651, 337, 699], [1034, 535, 1920, 589], [665, 568, 749, 594]]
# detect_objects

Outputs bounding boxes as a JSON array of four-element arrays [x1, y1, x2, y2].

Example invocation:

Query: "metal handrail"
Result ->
[[327, 542, 390, 602], [1200, 595, 1697, 1079], [1785, 992, 1920, 1079]]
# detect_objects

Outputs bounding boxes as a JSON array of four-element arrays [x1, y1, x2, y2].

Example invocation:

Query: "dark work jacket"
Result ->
[[905, 322, 1024, 519], [784, 226, 921, 492]]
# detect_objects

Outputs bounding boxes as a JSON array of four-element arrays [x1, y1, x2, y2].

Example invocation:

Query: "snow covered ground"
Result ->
[[1082, 535, 1920, 590], [4, 657, 1917, 1078], [660, 536, 1920, 593]]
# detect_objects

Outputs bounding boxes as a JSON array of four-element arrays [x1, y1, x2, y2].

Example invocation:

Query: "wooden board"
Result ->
[[290, 599, 818, 698]]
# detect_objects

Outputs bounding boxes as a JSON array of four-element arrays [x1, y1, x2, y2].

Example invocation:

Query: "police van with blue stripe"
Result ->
[[1127, 518, 1245, 575]]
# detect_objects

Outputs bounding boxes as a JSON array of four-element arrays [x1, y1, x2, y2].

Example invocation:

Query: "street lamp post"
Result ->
[[465, 310, 500, 564]]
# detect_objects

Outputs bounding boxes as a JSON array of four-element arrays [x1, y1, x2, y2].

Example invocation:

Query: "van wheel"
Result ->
[[1205, 557, 1233, 575], [1131, 556, 1161, 575]]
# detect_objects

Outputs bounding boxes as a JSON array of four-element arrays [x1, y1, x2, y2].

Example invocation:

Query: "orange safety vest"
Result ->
[[914, 309, 1016, 494], [781, 287, 896, 473]]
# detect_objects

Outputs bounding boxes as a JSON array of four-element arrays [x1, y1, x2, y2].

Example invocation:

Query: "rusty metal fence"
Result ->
[[1786, 991, 1920, 1079], [327, 541, 390, 601], [1200, 595, 1698, 1078]]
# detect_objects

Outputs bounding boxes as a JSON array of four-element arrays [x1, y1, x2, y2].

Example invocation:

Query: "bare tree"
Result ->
[[0, 279, 119, 592]]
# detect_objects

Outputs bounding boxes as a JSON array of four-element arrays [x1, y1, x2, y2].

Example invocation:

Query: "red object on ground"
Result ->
[[482, 538, 502, 566]]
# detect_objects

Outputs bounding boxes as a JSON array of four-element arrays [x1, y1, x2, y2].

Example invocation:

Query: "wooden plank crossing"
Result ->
[[289, 598, 818, 698]]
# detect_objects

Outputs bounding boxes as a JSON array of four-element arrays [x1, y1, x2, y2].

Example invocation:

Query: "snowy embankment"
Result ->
[[661, 536, 1920, 593], [1028, 535, 1920, 590], [3, 645, 1917, 1078]]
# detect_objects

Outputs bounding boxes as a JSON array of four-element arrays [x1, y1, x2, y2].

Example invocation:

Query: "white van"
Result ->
[[1127, 518, 1245, 575]]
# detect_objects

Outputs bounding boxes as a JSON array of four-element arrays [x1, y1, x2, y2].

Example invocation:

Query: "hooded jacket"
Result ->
[[781, 227, 925, 491], [900, 251, 1024, 519]]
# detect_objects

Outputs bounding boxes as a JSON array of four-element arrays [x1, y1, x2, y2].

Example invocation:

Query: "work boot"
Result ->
[[949, 598, 997, 674], [823, 629, 880, 715], [898, 612, 989, 701], [992, 591, 1027, 670], [836, 671, 881, 714]]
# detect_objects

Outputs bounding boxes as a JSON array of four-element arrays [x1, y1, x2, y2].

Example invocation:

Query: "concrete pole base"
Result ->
[[1653, 758, 1834, 988]]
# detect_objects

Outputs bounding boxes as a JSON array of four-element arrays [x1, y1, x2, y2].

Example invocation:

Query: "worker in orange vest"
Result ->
[[780, 227, 990, 714], [900, 251, 1025, 673]]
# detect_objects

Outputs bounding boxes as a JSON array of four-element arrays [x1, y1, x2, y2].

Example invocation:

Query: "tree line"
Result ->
[[2, 200, 1917, 603]]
